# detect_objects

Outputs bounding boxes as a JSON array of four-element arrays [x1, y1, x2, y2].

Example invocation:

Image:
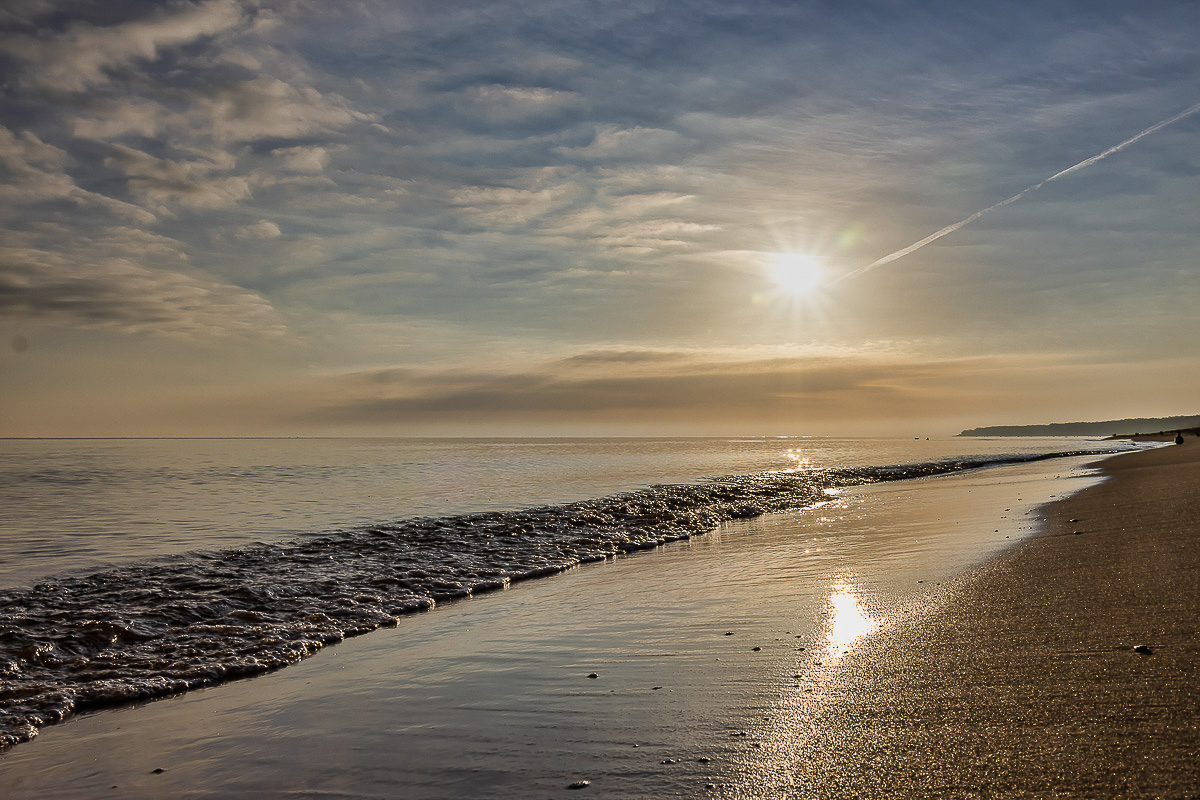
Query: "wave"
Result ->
[[0, 450, 1114, 748]]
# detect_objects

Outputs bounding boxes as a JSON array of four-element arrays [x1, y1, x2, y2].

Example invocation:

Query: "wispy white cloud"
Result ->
[[0, 227, 283, 336], [0, 127, 156, 222], [2, 0, 251, 92], [235, 219, 282, 240], [276, 145, 334, 173], [103, 144, 253, 213], [555, 125, 687, 161]]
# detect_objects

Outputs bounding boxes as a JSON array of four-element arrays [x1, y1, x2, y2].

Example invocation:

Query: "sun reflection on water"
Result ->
[[825, 583, 876, 660], [782, 448, 811, 471]]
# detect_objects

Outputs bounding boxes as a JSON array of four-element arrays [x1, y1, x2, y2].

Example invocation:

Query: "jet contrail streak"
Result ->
[[836, 100, 1200, 283]]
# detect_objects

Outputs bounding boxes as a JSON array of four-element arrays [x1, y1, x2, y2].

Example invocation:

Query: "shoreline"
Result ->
[[774, 439, 1200, 797], [0, 454, 1099, 798], [1, 445, 1190, 797]]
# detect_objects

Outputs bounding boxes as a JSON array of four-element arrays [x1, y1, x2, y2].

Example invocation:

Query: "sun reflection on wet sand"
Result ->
[[825, 583, 877, 661], [716, 583, 881, 797]]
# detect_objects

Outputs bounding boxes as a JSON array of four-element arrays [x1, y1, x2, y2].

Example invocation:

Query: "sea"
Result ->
[[0, 435, 1147, 751]]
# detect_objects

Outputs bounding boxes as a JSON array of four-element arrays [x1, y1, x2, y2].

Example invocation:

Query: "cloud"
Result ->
[[276, 145, 334, 173], [556, 125, 688, 162], [2, 0, 250, 92], [0, 126, 157, 223], [103, 144, 253, 213], [70, 99, 167, 140], [194, 76, 375, 144], [0, 227, 283, 336], [235, 219, 282, 239], [305, 346, 930, 425], [461, 84, 584, 123]]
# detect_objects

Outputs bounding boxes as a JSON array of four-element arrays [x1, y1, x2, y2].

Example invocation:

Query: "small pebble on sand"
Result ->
[[1133, 644, 1153, 655], [566, 780, 590, 789], [587, 673, 599, 679]]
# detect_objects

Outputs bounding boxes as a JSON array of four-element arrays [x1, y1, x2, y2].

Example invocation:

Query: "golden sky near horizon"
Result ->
[[2, 0, 1198, 436]]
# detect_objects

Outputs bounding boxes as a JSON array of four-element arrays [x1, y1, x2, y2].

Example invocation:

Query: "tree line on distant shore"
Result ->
[[958, 414, 1200, 437]]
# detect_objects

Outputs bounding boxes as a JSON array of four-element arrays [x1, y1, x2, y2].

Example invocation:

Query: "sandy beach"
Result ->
[[1, 443, 1195, 798], [777, 438, 1200, 798]]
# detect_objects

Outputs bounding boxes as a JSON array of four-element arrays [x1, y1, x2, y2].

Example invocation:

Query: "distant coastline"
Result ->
[[958, 414, 1200, 438]]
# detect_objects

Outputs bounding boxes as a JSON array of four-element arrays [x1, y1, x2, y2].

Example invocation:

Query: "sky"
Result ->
[[1, 0, 1198, 437]]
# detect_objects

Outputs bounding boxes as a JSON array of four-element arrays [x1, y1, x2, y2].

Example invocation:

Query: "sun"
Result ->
[[767, 252, 825, 298]]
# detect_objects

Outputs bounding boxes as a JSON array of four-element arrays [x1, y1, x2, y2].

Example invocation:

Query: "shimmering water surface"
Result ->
[[0, 436, 1135, 587], [1, 451, 1124, 798], [0, 436, 1144, 753]]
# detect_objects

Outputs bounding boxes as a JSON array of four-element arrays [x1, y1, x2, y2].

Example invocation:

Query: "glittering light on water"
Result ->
[[825, 583, 877, 660]]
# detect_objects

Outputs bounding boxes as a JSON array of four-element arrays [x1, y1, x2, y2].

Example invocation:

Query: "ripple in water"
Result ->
[[0, 451, 1114, 748]]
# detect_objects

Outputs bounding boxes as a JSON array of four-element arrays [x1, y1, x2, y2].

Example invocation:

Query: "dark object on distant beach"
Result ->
[[566, 780, 591, 789], [587, 672, 599, 679], [1133, 644, 1154, 655], [1174, 432, 1185, 444], [751, 646, 762, 651]]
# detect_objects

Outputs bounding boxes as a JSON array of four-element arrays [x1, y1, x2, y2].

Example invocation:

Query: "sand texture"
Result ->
[[782, 440, 1200, 798]]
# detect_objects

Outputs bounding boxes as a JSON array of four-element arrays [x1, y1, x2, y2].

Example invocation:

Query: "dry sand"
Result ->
[[769, 439, 1200, 798]]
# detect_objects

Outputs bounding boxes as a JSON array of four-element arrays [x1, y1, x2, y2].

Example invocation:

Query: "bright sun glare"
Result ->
[[768, 252, 824, 298]]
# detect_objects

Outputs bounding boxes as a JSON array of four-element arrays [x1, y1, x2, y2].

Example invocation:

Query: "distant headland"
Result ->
[[958, 414, 1200, 438]]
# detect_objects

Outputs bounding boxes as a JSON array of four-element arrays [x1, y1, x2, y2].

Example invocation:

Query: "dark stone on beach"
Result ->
[[1133, 644, 1154, 655], [724, 631, 734, 636], [652, 686, 662, 690], [752, 646, 762, 651], [662, 758, 679, 764], [587, 673, 599, 678], [1073, 531, 1083, 535], [1070, 518, 1080, 522], [697, 756, 712, 763], [566, 780, 591, 789], [151, 768, 165, 774]]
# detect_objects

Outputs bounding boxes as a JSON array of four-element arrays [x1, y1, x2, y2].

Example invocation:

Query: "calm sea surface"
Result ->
[[0, 436, 1135, 589], [0, 435, 1154, 791], [0, 435, 1144, 753]]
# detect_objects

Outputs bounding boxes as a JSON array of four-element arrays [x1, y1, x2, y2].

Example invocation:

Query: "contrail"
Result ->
[[835, 100, 1200, 283]]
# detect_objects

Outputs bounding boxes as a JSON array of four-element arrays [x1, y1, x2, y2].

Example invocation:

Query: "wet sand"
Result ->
[[771, 439, 1200, 798], [2, 447, 1193, 798]]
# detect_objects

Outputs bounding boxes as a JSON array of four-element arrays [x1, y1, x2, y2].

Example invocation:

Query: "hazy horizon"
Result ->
[[3, 1, 1198, 438]]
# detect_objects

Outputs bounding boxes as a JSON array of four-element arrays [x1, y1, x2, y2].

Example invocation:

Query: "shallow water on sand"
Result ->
[[0, 455, 1106, 799]]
